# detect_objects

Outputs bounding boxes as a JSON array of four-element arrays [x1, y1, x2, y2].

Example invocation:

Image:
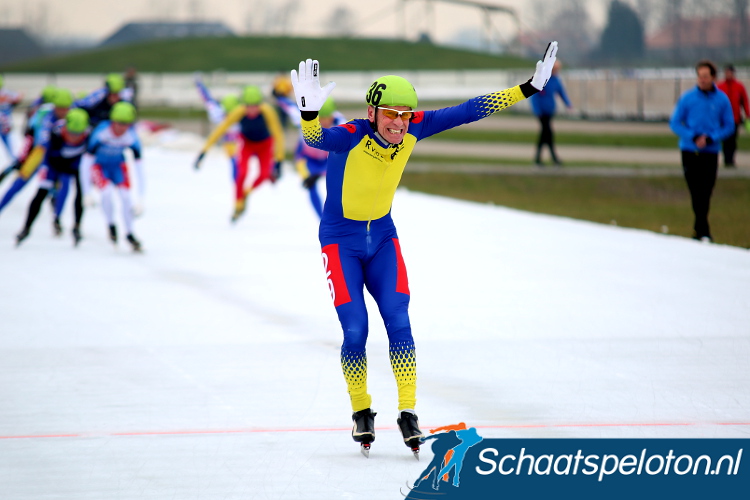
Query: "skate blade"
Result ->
[[360, 443, 371, 458], [412, 447, 420, 460]]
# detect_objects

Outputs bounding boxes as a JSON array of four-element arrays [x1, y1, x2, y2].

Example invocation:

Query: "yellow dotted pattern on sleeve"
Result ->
[[390, 341, 417, 411], [301, 117, 324, 149], [473, 85, 525, 119], [341, 349, 372, 412]]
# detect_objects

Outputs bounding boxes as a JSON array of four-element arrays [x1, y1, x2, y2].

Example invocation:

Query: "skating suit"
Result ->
[[301, 85, 528, 412], [74, 87, 133, 128], [38, 120, 88, 190], [86, 121, 142, 189], [200, 103, 284, 201]]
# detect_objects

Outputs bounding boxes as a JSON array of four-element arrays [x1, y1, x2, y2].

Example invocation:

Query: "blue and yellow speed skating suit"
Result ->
[[301, 84, 531, 412]]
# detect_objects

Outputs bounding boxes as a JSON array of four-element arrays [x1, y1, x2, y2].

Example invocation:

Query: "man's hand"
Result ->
[[194, 152, 205, 170], [302, 174, 320, 189], [694, 135, 708, 149], [290, 59, 336, 112], [530, 41, 559, 91]]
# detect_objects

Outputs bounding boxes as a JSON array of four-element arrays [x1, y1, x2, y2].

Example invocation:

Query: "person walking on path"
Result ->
[[670, 60, 734, 243], [530, 60, 571, 167], [716, 64, 749, 168], [290, 41, 558, 457]]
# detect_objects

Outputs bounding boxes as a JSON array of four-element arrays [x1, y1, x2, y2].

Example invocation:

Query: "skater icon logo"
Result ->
[[405, 423, 484, 499]]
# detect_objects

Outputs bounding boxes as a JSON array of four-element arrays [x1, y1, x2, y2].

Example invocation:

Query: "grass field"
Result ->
[[400, 172, 750, 249], [0, 36, 531, 73]]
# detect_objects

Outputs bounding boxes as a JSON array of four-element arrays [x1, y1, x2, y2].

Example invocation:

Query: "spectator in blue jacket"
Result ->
[[530, 61, 571, 166], [670, 60, 734, 243]]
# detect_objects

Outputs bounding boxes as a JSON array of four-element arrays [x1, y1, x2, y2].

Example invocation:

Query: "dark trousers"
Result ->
[[721, 123, 740, 166], [681, 151, 718, 239], [535, 114, 559, 163]]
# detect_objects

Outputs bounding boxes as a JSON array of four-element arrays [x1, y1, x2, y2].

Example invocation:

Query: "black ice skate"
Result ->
[[72, 226, 82, 247], [53, 217, 62, 236], [397, 411, 424, 459], [352, 408, 376, 458], [15, 228, 30, 246], [108, 224, 118, 244], [126, 234, 142, 253]]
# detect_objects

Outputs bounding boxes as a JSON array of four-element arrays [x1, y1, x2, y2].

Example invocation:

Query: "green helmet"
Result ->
[[319, 97, 337, 118], [221, 94, 240, 113], [105, 73, 125, 93], [241, 85, 263, 105], [52, 88, 74, 108], [110, 101, 136, 124], [65, 108, 89, 134], [41, 85, 58, 103], [365, 75, 418, 109]]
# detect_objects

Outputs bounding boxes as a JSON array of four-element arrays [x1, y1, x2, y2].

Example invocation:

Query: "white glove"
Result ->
[[84, 194, 97, 207], [530, 41, 559, 91], [290, 59, 336, 112], [132, 202, 144, 217]]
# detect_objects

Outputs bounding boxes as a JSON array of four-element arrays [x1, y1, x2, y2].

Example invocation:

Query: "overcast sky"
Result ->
[[0, 0, 608, 46]]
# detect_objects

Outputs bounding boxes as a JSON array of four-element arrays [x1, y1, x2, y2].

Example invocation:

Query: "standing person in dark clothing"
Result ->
[[530, 60, 571, 166], [716, 64, 749, 168], [124, 67, 139, 109], [670, 60, 735, 243]]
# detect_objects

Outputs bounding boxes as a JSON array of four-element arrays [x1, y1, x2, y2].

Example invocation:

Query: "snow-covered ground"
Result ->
[[0, 128, 748, 499]]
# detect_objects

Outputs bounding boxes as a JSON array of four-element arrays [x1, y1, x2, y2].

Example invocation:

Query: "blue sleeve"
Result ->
[[412, 86, 528, 140], [87, 123, 106, 154], [557, 81, 571, 108], [669, 95, 694, 144], [129, 130, 143, 159], [74, 88, 107, 111]]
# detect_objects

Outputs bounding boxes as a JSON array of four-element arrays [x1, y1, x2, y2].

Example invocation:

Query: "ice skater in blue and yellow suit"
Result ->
[[290, 41, 560, 456]]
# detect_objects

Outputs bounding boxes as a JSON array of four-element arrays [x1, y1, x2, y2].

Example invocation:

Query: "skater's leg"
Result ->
[[53, 175, 71, 219], [21, 188, 50, 233], [117, 185, 135, 235], [249, 137, 274, 191], [365, 236, 416, 412], [100, 183, 116, 228], [322, 241, 372, 412], [73, 173, 84, 227]]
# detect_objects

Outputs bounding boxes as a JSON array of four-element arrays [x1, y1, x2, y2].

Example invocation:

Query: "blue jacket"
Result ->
[[670, 85, 734, 154], [530, 75, 570, 116]]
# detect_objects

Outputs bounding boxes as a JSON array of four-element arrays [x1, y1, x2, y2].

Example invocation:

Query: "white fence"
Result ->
[[4, 67, 746, 121]]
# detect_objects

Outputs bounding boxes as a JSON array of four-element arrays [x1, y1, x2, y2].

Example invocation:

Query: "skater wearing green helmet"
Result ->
[[74, 72, 132, 128], [290, 42, 559, 459], [194, 74, 242, 182], [78, 98, 145, 252], [195, 84, 285, 222], [15, 108, 91, 247]]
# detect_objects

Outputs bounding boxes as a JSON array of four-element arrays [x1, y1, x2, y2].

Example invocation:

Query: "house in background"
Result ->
[[100, 21, 235, 48], [0, 28, 45, 67]]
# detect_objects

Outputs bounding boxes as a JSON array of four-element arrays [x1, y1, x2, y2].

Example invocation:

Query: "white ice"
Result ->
[[0, 128, 748, 499]]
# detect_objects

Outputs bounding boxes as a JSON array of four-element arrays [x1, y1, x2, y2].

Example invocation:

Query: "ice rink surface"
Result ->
[[0, 130, 748, 499]]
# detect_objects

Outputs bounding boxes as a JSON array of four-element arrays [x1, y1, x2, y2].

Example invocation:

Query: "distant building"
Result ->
[[647, 16, 749, 64], [0, 28, 45, 67], [100, 21, 235, 48]]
